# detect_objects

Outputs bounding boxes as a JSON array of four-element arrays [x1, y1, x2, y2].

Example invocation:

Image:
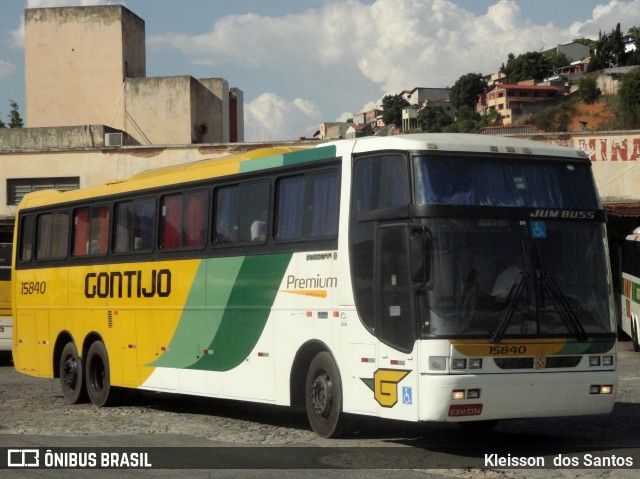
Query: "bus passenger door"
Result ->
[[376, 222, 415, 353], [375, 222, 419, 421]]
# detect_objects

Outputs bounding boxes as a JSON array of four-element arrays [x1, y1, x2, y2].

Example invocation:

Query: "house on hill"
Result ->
[[481, 83, 562, 126]]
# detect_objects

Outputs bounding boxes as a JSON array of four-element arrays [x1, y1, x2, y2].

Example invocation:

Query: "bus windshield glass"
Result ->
[[414, 155, 599, 209], [421, 218, 615, 339]]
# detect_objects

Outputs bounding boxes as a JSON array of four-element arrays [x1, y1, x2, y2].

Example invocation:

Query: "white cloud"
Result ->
[[245, 92, 323, 141], [0, 60, 16, 80], [146, 0, 640, 141], [569, 0, 640, 37]]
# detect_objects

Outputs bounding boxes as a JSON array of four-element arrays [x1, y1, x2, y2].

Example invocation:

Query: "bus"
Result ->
[[0, 243, 11, 352], [12, 134, 617, 437], [621, 227, 640, 350]]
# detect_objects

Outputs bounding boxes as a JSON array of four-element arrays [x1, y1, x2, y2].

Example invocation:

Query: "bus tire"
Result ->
[[633, 318, 640, 352], [85, 341, 120, 407], [59, 341, 87, 404], [305, 351, 346, 438]]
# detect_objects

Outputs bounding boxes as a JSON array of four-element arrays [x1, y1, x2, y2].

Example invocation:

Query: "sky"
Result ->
[[2, 0, 640, 142]]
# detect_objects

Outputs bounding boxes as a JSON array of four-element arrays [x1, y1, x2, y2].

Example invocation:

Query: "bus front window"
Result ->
[[421, 219, 615, 339]]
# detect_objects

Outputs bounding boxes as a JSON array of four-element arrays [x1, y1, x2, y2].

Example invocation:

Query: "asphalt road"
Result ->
[[0, 339, 639, 479]]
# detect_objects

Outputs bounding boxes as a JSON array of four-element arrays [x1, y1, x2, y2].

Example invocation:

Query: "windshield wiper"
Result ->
[[490, 270, 530, 343], [540, 272, 587, 341]]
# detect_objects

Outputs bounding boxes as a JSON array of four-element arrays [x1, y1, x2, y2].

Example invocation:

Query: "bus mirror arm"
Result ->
[[410, 226, 431, 290]]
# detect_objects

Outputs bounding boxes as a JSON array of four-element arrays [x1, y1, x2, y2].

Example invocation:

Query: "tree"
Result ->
[[500, 51, 553, 83], [544, 50, 571, 70], [8, 100, 23, 128], [617, 67, 640, 127], [588, 24, 627, 72], [475, 109, 503, 129], [628, 26, 640, 39], [0, 110, 5, 129], [381, 94, 409, 128], [416, 105, 453, 132], [449, 73, 488, 110], [578, 76, 601, 104]]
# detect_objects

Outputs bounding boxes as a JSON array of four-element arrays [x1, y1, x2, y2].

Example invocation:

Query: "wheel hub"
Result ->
[[311, 374, 332, 417], [62, 357, 78, 389]]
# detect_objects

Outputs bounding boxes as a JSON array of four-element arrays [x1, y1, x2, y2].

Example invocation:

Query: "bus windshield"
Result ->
[[414, 155, 599, 209], [421, 218, 615, 339]]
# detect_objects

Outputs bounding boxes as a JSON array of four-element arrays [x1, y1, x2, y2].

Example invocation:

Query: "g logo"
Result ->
[[373, 369, 410, 407]]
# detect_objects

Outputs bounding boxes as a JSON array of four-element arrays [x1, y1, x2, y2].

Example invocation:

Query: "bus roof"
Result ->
[[17, 133, 586, 210], [329, 133, 587, 158]]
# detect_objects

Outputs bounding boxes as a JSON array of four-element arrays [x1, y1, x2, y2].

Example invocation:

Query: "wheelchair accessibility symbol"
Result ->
[[531, 221, 547, 239], [402, 386, 413, 405]]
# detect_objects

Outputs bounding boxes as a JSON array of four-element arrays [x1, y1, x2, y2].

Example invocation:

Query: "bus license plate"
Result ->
[[448, 404, 483, 417]]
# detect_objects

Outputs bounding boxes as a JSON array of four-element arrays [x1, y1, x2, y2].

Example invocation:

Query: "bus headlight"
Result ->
[[590, 385, 613, 394], [469, 358, 483, 369], [451, 359, 466, 370], [429, 356, 447, 371], [589, 356, 600, 366], [452, 390, 465, 400], [602, 356, 614, 366]]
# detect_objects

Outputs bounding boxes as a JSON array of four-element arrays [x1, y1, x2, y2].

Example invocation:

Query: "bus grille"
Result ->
[[493, 356, 582, 369]]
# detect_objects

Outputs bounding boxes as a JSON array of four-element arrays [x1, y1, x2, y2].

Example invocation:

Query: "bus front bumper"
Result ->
[[418, 371, 617, 422]]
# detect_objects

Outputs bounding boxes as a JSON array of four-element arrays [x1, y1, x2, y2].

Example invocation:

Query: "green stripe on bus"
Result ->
[[239, 146, 337, 173], [189, 253, 292, 371], [558, 338, 616, 355], [282, 146, 337, 166], [149, 257, 245, 369]]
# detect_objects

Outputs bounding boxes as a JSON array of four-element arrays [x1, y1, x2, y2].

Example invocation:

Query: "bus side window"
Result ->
[[72, 205, 110, 257], [213, 181, 269, 246], [19, 215, 35, 262], [275, 170, 339, 241], [113, 198, 156, 253], [160, 190, 207, 250], [36, 211, 70, 260]]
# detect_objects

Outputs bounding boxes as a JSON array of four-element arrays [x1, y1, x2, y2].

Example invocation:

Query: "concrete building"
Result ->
[[0, 4, 253, 239], [24, 4, 242, 145], [25, 6, 145, 130], [400, 87, 450, 106], [318, 122, 351, 140], [483, 83, 562, 126]]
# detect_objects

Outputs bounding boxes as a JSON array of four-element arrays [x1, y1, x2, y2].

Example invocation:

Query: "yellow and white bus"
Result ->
[[621, 227, 640, 350], [12, 134, 617, 437], [0, 243, 12, 351]]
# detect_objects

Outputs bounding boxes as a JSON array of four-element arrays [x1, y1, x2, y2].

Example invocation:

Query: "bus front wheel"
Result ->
[[305, 351, 346, 438], [85, 341, 120, 407], [59, 341, 87, 404]]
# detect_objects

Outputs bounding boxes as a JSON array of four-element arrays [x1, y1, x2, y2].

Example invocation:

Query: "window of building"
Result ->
[[7, 177, 79, 206], [36, 210, 70, 260], [519, 92, 528, 97], [113, 198, 156, 253], [72, 205, 110, 256], [161, 190, 208, 250], [214, 181, 269, 245], [276, 170, 339, 241]]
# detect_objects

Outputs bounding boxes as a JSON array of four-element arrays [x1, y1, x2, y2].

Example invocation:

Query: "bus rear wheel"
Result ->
[[85, 341, 120, 407], [59, 341, 87, 404], [305, 351, 346, 438]]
